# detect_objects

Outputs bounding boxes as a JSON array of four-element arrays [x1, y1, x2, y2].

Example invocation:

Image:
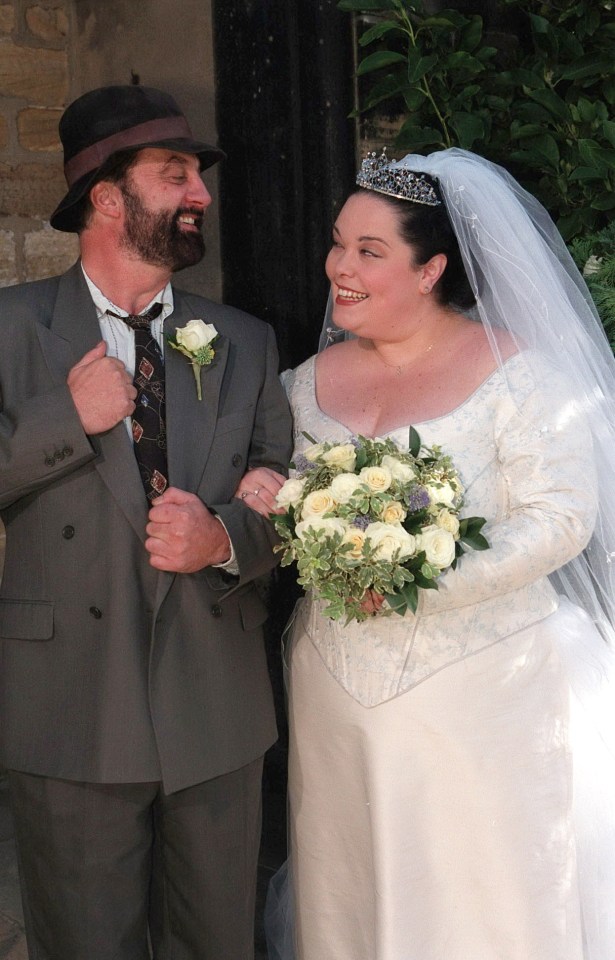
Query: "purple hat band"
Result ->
[[64, 115, 194, 186]]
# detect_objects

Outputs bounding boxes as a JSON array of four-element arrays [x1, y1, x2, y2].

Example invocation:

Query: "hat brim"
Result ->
[[50, 137, 225, 233]]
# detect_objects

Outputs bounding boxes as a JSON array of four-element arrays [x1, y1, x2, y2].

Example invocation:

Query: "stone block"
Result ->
[[17, 107, 62, 152], [26, 4, 69, 42], [0, 41, 68, 106], [0, 3, 15, 34], [0, 161, 66, 219], [0, 114, 8, 149], [0, 230, 17, 288], [24, 223, 79, 281]]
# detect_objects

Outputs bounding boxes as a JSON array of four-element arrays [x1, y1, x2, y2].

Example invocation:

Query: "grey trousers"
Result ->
[[7, 758, 263, 960]]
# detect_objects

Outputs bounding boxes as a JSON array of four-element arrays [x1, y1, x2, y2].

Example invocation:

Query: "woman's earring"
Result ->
[[422, 284, 431, 294]]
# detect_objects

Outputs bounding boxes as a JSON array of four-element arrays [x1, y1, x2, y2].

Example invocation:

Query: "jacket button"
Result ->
[[89, 606, 102, 619], [62, 525, 75, 540], [232, 453, 242, 467], [53, 450, 64, 462], [62, 446, 74, 457], [210, 603, 223, 618], [44, 456, 54, 466]]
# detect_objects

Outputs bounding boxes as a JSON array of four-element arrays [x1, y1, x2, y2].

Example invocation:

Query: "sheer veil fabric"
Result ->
[[267, 149, 615, 959]]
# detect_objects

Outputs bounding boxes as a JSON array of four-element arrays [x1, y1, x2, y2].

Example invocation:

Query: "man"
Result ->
[[0, 85, 292, 960]]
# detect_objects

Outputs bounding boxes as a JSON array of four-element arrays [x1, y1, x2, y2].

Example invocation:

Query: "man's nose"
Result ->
[[187, 174, 212, 208]]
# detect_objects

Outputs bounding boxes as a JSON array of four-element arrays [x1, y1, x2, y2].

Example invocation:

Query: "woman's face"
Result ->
[[325, 191, 425, 342]]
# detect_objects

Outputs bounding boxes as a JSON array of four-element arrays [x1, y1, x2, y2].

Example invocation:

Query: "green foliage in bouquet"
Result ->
[[272, 430, 489, 624]]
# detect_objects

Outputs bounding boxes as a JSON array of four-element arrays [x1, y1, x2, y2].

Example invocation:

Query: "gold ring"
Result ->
[[254, 488, 261, 496], [240, 491, 249, 500]]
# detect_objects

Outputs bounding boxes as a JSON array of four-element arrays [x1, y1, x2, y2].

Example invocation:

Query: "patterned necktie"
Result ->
[[108, 303, 168, 501]]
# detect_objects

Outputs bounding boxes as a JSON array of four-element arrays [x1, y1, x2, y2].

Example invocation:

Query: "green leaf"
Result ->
[[461, 533, 490, 551], [526, 134, 561, 171], [591, 195, 615, 212], [361, 73, 407, 111], [529, 13, 550, 34], [450, 112, 485, 149], [527, 88, 570, 122], [602, 120, 615, 150], [558, 57, 614, 82], [402, 86, 428, 112], [408, 426, 421, 458], [421, 12, 468, 30], [444, 51, 486, 77], [359, 20, 403, 47], [406, 54, 439, 84], [461, 14, 483, 52], [394, 123, 443, 150], [357, 50, 407, 76], [578, 139, 615, 175]]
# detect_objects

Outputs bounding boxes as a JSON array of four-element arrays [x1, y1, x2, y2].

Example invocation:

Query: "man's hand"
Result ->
[[67, 341, 136, 435], [145, 487, 231, 573]]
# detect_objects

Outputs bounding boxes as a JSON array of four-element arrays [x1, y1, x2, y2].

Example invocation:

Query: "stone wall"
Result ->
[[0, 0, 79, 285]]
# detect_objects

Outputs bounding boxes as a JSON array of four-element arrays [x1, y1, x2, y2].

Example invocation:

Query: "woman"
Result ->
[[237, 150, 615, 959]]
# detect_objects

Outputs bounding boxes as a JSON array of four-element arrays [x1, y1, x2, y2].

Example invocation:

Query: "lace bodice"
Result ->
[[282, 353, 598, 706]]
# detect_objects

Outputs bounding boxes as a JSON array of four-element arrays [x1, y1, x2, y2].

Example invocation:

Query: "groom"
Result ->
[[0, 85, 291, 959]]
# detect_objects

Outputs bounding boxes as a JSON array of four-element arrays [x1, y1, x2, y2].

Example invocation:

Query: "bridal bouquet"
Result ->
[[273, 430, 489, 623]]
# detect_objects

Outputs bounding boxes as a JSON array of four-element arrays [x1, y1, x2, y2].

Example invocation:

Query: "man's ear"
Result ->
[[89, 180, 123, 222]]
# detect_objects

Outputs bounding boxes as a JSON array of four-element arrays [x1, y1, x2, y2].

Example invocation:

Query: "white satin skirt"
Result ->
[[269, 601, 615, 960]]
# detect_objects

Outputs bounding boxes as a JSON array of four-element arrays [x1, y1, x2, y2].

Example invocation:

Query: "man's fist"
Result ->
[[68, 341, 136, 434]]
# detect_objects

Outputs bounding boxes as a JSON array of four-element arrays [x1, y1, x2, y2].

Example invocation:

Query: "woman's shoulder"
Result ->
[[280, 354, 317, 394]]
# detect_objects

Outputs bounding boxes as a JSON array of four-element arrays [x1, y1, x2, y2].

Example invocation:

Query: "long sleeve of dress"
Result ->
[[420, 372, 598, 616]]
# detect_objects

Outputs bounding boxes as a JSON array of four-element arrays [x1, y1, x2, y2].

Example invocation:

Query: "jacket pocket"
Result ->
[[0, 599, 54, 640]]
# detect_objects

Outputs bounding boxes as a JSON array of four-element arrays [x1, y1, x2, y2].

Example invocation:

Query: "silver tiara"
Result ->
[[356, 151, 442, 207]]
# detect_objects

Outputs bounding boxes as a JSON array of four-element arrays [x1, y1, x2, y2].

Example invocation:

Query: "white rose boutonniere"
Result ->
[[167, 319, 219, 400]]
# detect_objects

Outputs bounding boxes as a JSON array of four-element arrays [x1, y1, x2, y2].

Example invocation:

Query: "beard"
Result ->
[[119, 181, 205, 272]]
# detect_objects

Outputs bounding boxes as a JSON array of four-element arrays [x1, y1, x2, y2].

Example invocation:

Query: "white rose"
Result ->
[[425, 479, 457, 508], [329, 472, 362, 503], [175, 319, 218, 352], [341, 527, 367, 559], [359, 465, 393, 493], [416, 524, 456, 569], [434, 508, 460, 537], [365, 522, 416, 561], [379, 500, 407, 525], [321, 444, 357, 472], [276, 477, 306, 509], [380, 455, 416, 484], [300, 488, 336, 519], [303, 442, 325, 461], [295, 517, 346, 540]]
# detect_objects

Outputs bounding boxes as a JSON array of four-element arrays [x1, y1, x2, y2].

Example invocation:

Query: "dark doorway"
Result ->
[[212, 0, 356, 372]]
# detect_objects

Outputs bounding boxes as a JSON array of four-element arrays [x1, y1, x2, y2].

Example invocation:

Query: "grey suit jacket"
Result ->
[[0, 262, 292, 793]]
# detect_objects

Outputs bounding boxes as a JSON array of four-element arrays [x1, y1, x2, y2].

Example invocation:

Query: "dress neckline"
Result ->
[[307, 352, 523, 439]]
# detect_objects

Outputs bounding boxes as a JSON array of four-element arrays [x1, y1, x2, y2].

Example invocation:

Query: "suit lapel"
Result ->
[[164, 299, 229, 494], [48, 264, 149, 540]]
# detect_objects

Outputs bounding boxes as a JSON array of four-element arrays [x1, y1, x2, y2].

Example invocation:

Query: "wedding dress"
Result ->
[[266, 351, 615, 960]]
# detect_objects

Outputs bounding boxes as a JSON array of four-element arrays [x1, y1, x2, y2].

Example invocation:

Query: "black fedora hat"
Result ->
[[50, 85, 225, 232]]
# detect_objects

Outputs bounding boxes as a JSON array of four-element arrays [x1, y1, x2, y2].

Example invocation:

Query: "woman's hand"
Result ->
[[234, 467, 286, 517], [360, 589, 386, 616]]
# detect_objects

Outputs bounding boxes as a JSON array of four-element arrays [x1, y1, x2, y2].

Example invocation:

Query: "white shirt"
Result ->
[[81, 266, 238, 573]]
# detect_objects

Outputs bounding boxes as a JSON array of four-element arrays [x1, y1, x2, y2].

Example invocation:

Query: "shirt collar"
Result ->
[[81, 264, 174, 321]]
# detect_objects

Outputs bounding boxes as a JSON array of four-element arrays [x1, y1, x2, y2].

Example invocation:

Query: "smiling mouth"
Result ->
[[337, 286, 368, 302], [177, 213, 203, 230]]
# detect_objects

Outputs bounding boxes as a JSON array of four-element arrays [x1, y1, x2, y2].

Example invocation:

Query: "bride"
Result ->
[[236, 149, 615, 959]]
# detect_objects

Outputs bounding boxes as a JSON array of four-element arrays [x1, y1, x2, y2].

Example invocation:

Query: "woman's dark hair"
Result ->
[[73, 150, 140, 233], [356, 186, 476, 311]]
